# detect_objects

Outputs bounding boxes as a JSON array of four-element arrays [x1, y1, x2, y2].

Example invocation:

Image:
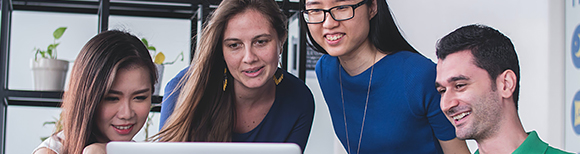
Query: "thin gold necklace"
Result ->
[[339, 59, 374, 154]]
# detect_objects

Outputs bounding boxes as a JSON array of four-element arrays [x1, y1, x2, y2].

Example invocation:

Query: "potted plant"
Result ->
[[141, 38, 184, 96], [140, 38, 183, 140], [31, 27, 69, 91]]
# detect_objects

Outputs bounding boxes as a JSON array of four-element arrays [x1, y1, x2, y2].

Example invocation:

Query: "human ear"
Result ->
[[497, 69, 517, 99], [369, 0, 378, 19], [277, 42, 284, 55]]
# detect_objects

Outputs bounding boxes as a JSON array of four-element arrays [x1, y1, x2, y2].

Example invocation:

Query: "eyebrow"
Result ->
[[108, 88, 151, 95], [253, 34, 272, 40], [448, 75, 470, 83], [223, 38, 240, 43], [305, 0, 349, 7], [435, 75, 470, 88], [223, 34, 273, 43]]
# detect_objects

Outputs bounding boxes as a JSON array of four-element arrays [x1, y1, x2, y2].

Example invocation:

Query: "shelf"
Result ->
[[11, 0, 300, 19]]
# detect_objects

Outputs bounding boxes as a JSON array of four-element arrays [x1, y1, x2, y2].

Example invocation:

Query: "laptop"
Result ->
[[107, 141, 302, 154]]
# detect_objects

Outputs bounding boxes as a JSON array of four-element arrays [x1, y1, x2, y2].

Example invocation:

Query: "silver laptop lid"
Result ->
[[107, 141, 301, 154]]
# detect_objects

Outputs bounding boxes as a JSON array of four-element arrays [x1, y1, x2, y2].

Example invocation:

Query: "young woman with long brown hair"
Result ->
[[33, 30, 158, 154], [154, 0, 315, 151]]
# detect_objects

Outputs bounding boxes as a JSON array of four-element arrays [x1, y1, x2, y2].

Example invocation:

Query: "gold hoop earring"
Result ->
[[223, 68, 228, 91]]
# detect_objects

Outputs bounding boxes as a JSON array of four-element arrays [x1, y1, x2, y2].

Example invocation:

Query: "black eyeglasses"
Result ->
[[302, 0, 368, 24]]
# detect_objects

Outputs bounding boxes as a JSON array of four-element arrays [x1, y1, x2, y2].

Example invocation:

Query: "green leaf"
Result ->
[[162, 51, 184, 65], [53, 27, 67, 40], [148, 46, 156, 51], [40, 50, 47, 58], [47, 44, 56, 50], [47, 46, 54, 58], [141, 38, 149, 47], [41, 136, 49, 141], [43, 121, 56, 126], [34, 48, 48, 60]]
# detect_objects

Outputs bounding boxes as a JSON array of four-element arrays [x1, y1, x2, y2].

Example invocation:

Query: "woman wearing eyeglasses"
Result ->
[[300, 0, 469, 153]]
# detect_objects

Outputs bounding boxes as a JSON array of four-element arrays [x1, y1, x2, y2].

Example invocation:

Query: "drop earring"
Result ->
[[223, 68, 228, 91], [278, 50, 283, 67], [272, 69, 283, 85]]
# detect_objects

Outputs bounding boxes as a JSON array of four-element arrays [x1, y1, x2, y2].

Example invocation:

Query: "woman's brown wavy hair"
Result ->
[[152, 0, 287, 142]]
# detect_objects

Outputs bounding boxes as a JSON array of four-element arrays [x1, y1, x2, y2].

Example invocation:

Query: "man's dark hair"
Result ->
[[436, 24, 520, 109]]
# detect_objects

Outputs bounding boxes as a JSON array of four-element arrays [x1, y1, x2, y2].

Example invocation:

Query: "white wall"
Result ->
[[304, 71, 347, 154]]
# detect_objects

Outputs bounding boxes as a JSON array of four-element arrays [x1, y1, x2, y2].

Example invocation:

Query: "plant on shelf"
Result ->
[[140, 38, 183, 140], [34, 27, 67, 60], [141, 38, 184, 65], [140, 38, 184, 96], [31, 27, 70, 91]]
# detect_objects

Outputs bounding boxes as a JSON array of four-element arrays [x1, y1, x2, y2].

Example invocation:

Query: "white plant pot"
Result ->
[[31, 58, 69, 91], [154, 64, 164, 96]]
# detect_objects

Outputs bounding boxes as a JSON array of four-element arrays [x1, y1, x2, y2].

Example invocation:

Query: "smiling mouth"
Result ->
[[113, 125, 133, 130], [325, 33, 344, 41], [452, 112, 471, 121]]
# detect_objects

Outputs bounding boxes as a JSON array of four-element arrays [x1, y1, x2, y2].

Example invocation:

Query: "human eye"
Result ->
[[455, 83, 467, 91], [254, 39, 271, 47], [103, 96, 119, 102], [134, 95, 148, 101], [437, 87, 447, 95], [307, 9, 324, 15], [335, 5, 349, 11], [227, 42, 241, 49]]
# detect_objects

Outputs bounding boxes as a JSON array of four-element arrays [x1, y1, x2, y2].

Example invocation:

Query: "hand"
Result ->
[[83, 143, 107, 154]]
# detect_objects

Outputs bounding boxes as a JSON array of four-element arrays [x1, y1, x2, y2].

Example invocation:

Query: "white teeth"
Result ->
[[326, 34, 344, 41], [245, 67, 262, 73], [114, 125, 131, 130], [245, 69, 259, 73], [452, 112, 470, 121]]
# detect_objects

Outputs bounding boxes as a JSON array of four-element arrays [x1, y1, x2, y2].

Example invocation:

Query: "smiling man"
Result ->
[[434, 24, 571, 154]]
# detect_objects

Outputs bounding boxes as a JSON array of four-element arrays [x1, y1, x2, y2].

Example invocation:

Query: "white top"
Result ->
[[32, 132, 63, 154]]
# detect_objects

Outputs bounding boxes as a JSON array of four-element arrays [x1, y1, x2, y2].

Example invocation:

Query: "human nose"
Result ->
[[322, 12, 339, 29], [242, 46, 258, 64], [440, 92, 459, 114], [116, 98, 135, 120]]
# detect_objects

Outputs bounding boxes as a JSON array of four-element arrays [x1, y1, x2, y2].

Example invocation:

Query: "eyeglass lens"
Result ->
[[304, 6, 354, 23]]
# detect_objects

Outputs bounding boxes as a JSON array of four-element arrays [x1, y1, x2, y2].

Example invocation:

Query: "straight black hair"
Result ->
[[299, 0, 419, 55]]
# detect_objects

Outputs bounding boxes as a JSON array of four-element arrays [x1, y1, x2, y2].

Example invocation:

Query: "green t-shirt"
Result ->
[[475, 131, 573, 154]]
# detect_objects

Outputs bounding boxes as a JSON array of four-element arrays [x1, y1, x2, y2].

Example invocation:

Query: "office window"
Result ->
[[110, 15, 191, 96], [9, 11, 98, 90]]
